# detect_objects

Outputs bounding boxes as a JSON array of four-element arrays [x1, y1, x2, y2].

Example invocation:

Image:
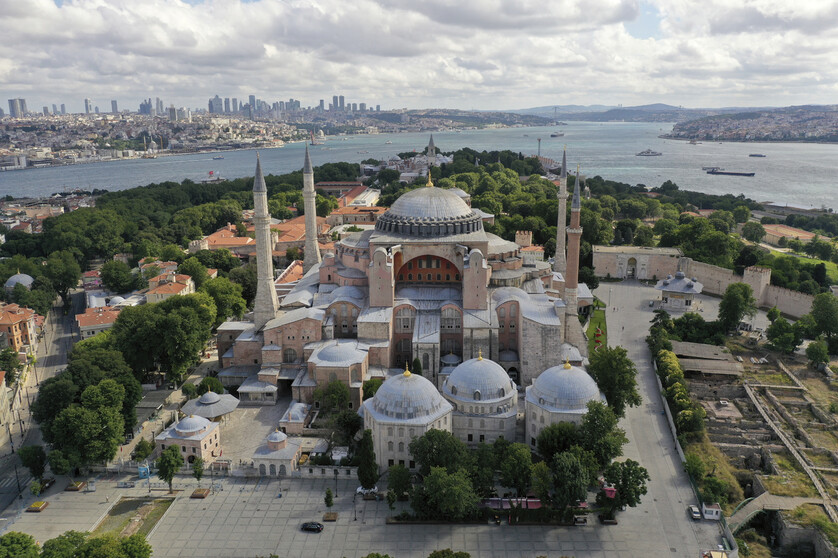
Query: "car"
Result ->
[[301, 522, 324, 533], [355, 485, 378, 496], [40, 477, 56, 491], [688, 505, 702, 520]]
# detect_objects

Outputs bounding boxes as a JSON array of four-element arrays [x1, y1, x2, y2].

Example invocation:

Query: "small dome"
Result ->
[[175, 415, 210, 435], [528, 364, 603, 413], [199, 391, 221, 404], [267, 430, 287, 443], [367, 371, 451, 421], [4, 273, 34, 290], [444, 357, 514, 402]]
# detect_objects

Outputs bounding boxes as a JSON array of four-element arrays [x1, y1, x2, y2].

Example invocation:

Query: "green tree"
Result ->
[[684, 452, 706, 481], [718, 283, 757, 331], [767, 306, 781, 323], [409, 429, 470, 477], [17, 445, 47, 481], [333, 409, 363, 446], [810, 292, 838, 345], [412, 357, 423, 377], [596, 459, 650, 519], [535, 422, 578, 461], [427, 551, 470, 558], [766, 317, 803, 354], [229, 261, 257, 306], [47, 449, 74, 478], [530, 461, 553, 506], [0, 531, 39, 558], [312, 380, 350, 413], [587, 346, 641, 418], [499, 443, 532, 497], [0, 347, 22, 385], [633, 225, 654, 247], [157, 445, 184, 493], [134, 438, 154, 461], [181, 382, 197, 399], [550, 451, 588, 516], [357, 429, 378, 489], [201, 276, 246, 326], [178, 257, 209, 289], [806, 339, 830, 367], [45, 250, 82, 307], [50, 394, 124, 470], [741, 221, 766, 243], [411, 467, 479, 521], [362, 378, 383, 400], [40, 530, 88, 558], [197, 376, 224, 395], [579, 401, 628, 468], [192, 457, 204, 486], [100, 260, 135, 293], [732, 206, 751, 223], [388, 464, 412, 499]]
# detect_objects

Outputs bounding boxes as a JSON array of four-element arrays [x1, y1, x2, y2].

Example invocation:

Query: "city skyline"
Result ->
[[2, 1, 838, 113]]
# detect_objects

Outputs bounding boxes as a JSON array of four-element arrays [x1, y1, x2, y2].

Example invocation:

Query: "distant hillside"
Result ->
[[404, 108, 550, 127], [511, 103, 786, 123], [665, 105, 838, 142]]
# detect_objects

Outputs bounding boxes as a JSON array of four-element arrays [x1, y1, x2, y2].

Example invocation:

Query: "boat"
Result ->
[[385, 140, 393, 144], [141, 153, 157, 159], [749, 153, 766, 157], [212, 155, 224, 160], [357, 150, 369, 154], [550, 132, 564, 138], [688, 140, 701, 145], [702, 166, 723, 172], [706, 170, 755, 177], [200, 170, 225, 184], [309, 131, 323, 146], [636, 148, 662, 156]]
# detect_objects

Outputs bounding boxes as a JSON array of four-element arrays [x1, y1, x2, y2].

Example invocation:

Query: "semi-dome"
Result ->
[[444, 356, 515, 402], [375, 185, 483, 237], [527, 363, 604, 413], [365, 370, 452, 423], [4, 273, 34, 291], [175, 415, 210, 435]]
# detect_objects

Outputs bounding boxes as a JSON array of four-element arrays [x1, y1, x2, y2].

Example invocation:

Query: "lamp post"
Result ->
[[7, 423, 14, 454], [14, 463, 22, 500], [334, 468, 338, 498], [354, 492, 357, 521]]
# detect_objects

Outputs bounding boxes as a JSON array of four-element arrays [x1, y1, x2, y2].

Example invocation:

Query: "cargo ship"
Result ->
[[636, 148, 662, 156], [706, 169, 755, 177]]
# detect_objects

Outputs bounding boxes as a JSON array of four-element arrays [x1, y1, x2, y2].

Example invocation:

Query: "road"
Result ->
[[594, 279, 725, 555], [0, 290, 83, 514]]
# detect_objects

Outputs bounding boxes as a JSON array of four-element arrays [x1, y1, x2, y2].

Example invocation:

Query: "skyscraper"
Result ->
[[111, 100, 118, 113], [84, 98, 92, 114], [231, 98, 238, 112], [139, 99, 152, 115], [60, 104, 66, 115], [319, 99, 325, 111], [351, 103, 357, 112], [359, 103, 366, 112], [42, 106, 49, 116], [208, 95, 223, 114], [156, 97, 164, 115], [339, 96, 345, 111], [332, 95, 339, 111], [224, 98, 230, 113], [249, 95, 256, 113], [7, 99, 23, 118]]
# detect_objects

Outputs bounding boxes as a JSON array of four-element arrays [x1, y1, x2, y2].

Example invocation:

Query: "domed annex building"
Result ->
[[156, 414, 221, 464], [442, 352, 517, 446], [525, 361, 606, 450], [215, 140, 596, 471], [362, 367, 452, 471]]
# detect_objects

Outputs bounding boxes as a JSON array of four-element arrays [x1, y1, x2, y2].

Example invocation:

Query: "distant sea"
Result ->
[[0, 122, 835, 210]]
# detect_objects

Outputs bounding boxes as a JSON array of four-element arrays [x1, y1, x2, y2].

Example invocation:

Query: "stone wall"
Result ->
[[772, 510, 838, 558]]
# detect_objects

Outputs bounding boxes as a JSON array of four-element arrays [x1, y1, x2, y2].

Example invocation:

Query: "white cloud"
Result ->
[[1, 0, 837, 112]]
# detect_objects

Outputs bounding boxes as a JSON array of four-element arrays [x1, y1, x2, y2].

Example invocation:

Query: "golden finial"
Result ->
[[563, 358, 571, 370], [426, 173, 434, 188], [404, 362, 411, 377], [478, 349, 483, 361]]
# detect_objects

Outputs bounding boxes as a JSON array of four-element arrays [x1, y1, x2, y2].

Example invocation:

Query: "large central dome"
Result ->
[[375, 186, 483, 237]]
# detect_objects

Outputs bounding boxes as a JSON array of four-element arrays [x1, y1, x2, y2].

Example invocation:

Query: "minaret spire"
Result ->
[[553, 146, 568, 273], [564, 166, 584, 349], [302, 145, 321, 272], [427, 134, 436, 167], [252, 153, 279, 329]]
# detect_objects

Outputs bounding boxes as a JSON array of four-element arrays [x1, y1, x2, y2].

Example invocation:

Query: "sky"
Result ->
[[2, 0, 838, 113]]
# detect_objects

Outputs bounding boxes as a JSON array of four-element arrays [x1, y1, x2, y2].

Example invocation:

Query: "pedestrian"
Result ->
[[106, 496, 109, 503]]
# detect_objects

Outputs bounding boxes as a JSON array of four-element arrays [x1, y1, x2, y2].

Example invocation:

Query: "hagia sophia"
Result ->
[[216, 139, 604, 473]]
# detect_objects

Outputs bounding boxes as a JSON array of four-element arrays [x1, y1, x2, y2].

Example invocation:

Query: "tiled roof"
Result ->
[[76, 307, 121, 328], [148, 282, 189, 295]]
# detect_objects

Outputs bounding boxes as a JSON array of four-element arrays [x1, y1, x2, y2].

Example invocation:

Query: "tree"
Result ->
[[587, 346, 641, 418], [741, 221, 766, 243], [228, 261, 257, 306], [40, 530, 88, 558], [0, 531, 39, 558], [333, 409, 363, 446], [684, 452, 706, 481], [357, 429, 378, 489], [718, 283, 757, 331], [47, 449, 74, 478], [45, 250, 81, 307], [192, 457, 204, 486], [50, 396, 124, 470], [550, 452, 588, 516], [157, 445, 184, 493], [530, 461, 553, 506], [312, 380, 350, 413], [411, 467, 479, 521], [388, 464, 412, 499], [767, 306, 781, 323], [427, 551, 470, 558], [362, 378, 383, 400], [324, 487, 334, 508], [810, 292, 838, 344], [201, 277, 246, 326], [806, 339, 830, 368], [412, 357, 423, 376], [0, 347, 22, 385], [732, 205, 751, 223], [197, 376, 224, 395], [633, 225, 654, 247], [178, 257, 209, 289], [18, 445, 47, 481], [181, 382, 197, 399], [579, 401, 628, 468], [409, 429, 470, 477], [100, 260, 135, 293], [499, 443, 532, 497], [536, 422, 578, 461], [134, 438, 154, 461], [766, 317, 803, 354], [596, 459, 650, 519]]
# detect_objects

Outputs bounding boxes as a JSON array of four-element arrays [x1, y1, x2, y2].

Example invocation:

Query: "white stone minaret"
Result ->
[[302, 146, 321, 273], [427, 134, 436, 167], [553, 147, 568, 274], [252, 154, 279, 330]]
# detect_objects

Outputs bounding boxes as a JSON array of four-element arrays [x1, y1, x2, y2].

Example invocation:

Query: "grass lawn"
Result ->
[[586, 305, 607, 355], [767, 248, 838, 284], [761, 453, 819, 498], [93, 498, 173, 537], [787, 504, 838, 546]]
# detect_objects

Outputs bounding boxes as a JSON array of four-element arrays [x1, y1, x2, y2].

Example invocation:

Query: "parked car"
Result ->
[[40, 478, 56, 491], [301, 522, 324, 533], [356, 485, 378, 496], [688, 505, 701, 520]]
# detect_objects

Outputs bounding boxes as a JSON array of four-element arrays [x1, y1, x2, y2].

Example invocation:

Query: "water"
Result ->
[[1, 122, 835, 210]]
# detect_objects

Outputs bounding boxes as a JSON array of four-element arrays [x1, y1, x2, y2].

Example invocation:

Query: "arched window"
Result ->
[[474, 390, 481, 401], [398, 442, 404, 452], [499, 307, 506, 318], [497, 388, 505, 398], [396, 307, 416, 332], [423, 353, 429, 370], [451, 385, 457, 396], [388, 441, 394, 451], [387, 427, 393, 436], [329, 372, 337, 383], [441, 307, 462, 331], [283, 348, 297, 363]]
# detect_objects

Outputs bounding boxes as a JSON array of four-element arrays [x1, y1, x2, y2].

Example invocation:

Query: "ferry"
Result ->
[[748, 153, 766, 158], [212, 155, 224, 160], [385, 140, 393, 144], [550, 132, 564, 138], [636, 148, 662, 156]]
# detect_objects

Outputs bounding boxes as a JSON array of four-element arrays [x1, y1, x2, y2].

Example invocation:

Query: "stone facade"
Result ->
[[592, 245, 683, 280]]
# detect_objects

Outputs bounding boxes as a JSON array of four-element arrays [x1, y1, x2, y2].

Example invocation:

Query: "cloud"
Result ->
[[2, 0, 838, 112]]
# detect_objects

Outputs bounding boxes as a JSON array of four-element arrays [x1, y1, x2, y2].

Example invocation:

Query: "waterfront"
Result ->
[[0, 122, 836, 210]]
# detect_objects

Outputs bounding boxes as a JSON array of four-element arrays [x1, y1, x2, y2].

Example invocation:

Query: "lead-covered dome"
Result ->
[[375, 187, 483, 237], [4, 273, 34, 291], [527, 363, 604, 413], [444, 357, 515, 402], [175, 415, 210, 436], [365, 370, 452, 423]]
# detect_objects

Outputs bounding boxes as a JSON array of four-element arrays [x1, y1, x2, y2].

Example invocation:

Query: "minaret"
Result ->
[[252, 154, 279, 330], [302, 145, 321, 273], [427, 134, 436, 167], [564, 167, 583, 344], [553, 147, 568, 274]]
